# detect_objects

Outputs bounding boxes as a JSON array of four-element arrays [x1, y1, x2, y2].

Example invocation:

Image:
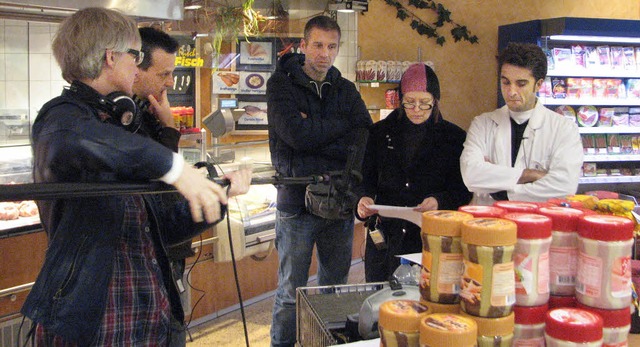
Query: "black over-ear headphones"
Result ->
[[63, 81, 141, 133]]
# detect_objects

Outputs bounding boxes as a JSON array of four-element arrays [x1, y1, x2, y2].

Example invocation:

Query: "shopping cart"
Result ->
[[296, 282, 387, 347]]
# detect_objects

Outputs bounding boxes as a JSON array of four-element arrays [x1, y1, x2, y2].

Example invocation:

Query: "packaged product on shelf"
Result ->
[[551, 78, 566, 99], [580, 77, 593, 98], [585, 46, 598, 69], [597, 45, 612, 68], [633, 135, 640, 153], [402, 60, 412, 74], [363, 60, 377, 82], [576, 105, 598, 127], [610, 46, 624, 69], [566, 78, 581, 98], [538, 77, 553, 98], [612, 107, 629, 126], [581, 134, 595, 154], [554, 105, 576, 123], [594, 134, 608, 154], [552, 47, 572, 70], [623, 46, 636, 70], [355, 60, 364, 81], [607, 133, 621, 154], [605, 78, 624, 98], [598, 107, 614, 126], [592, 78, 607, 98], [619, 134, 633, 154], [386, 60, 399, 83], [582, 163, 597, 176], [571, 45, 587, 68], [625, 78, 640, 98], [376, 60, 387, 82], [636, 47, 640, 70], [544, 48, 555, 70]]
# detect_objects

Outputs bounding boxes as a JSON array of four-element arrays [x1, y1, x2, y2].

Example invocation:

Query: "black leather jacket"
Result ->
[[21, 89, 221, 344]]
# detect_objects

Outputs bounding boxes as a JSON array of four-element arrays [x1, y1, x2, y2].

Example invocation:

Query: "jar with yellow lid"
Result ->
[[420, 210, 474, 304], [420, 313, 478, 347], [460, 218, 517, 318], [378, 300, 430, 347], [459, 310, 514, 347]]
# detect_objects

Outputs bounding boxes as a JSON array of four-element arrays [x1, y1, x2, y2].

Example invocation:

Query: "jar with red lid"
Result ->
[[548, 295, 577, 309], [503, 213, 552, 306], [576, 214, 634, 310], [513, 304, 547, 347], [576, 302, 631, 347], [493, 201, 539, 214], [545, 308, 603, 346], [458, 205, 506, 218], [537, 206, 585, 296]]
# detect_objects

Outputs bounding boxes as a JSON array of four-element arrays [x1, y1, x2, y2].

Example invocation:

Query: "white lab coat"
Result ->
[[460, 100, 583, 205]]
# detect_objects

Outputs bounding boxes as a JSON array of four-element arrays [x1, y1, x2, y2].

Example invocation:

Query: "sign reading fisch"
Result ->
[[175, 42, 204, 68]]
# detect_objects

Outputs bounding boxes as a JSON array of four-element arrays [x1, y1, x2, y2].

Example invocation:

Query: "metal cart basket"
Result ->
[[296, 282, 388, 347]]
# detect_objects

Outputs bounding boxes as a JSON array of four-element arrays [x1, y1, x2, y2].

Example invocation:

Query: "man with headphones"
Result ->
[[21, 8, 251, 346], [132, 26, 195, 312]]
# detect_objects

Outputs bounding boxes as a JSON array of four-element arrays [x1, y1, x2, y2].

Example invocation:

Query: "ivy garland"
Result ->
[[383, 0, 479, 46]]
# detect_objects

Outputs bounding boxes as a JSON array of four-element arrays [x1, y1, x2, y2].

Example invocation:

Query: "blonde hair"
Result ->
[[52, 7, 140, 82]]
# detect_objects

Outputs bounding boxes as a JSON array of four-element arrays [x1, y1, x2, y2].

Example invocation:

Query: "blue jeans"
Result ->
[[270, 210, 354, 347]]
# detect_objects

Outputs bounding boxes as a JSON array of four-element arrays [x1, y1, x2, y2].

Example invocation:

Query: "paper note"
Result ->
[[369, 204, 422, 227]]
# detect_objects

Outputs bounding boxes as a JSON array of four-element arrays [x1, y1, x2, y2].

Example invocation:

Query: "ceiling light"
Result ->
[[329, 1, 368, 13], [548, 35, 640, 44]]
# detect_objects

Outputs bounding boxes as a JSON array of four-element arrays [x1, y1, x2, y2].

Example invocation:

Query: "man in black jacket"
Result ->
[[267, 15, 372, 347]]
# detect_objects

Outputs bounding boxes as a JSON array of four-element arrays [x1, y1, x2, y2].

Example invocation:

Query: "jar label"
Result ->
[[576, 252, 603, 297], [437, 253, 463, 294], [491, 262, 516, 307], [549, 246, 577, 286], [537, 252, 550, 294], [514, 337, 545, 347], [611, 255, 631, 298], [461, 260, 483, 306]]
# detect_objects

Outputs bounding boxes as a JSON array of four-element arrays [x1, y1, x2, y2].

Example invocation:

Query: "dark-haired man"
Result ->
[[460, 42, 583, 205]]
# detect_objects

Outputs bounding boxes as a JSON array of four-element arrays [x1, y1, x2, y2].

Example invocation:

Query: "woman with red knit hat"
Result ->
[[356, 63, 472, 282]]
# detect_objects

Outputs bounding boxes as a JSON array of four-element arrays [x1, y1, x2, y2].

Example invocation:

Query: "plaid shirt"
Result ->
[[36, 195, 172, 346]]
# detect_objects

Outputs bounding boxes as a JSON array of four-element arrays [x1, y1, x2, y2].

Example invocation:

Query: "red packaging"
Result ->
[[384, 89, 399, 109]]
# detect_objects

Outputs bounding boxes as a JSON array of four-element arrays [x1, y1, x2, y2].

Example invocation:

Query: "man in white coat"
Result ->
[[460, 42, 583, 205]]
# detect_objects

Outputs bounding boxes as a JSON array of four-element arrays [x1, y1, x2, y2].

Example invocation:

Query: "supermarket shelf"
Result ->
[[584, 154, 640, 162], [578, 126, 640, 134], [541, 97, 640, 106], [356, 81, 399, 87], [579, 176, 640, 184], [547, 68, 640, 79]]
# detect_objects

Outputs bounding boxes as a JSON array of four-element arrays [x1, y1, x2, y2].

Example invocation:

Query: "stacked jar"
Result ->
[[460, 218, 517, 318], [575, 214, 634, 347], [502, 213, 552, 307], [458, 205, 506, 219], [459, 310, 514, 346], [420, 210, 474, 314], [513, 304, 548, 346], [577, 302, 631, 347], [493, 200, 539, 214], [537, 206, 585, 300], [378, 300, 430, 347], [545, 308, 604, 346], [419, 313, 478, 347]]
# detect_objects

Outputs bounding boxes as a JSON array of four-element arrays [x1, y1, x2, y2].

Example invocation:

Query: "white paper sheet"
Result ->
[[369, 204, 422, 227]]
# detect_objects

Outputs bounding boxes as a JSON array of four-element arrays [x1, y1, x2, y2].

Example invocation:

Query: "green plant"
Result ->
[[211, 0, 264, 61], [384, 0, 479, 46]]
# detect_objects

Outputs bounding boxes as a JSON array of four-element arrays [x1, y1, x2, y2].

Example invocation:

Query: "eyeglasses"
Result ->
[[402, 102, 433, 110], [126, 48, 145, 66]]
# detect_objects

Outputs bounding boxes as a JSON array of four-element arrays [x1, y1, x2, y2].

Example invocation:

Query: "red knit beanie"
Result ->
[[400, 63, 440, 100]]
